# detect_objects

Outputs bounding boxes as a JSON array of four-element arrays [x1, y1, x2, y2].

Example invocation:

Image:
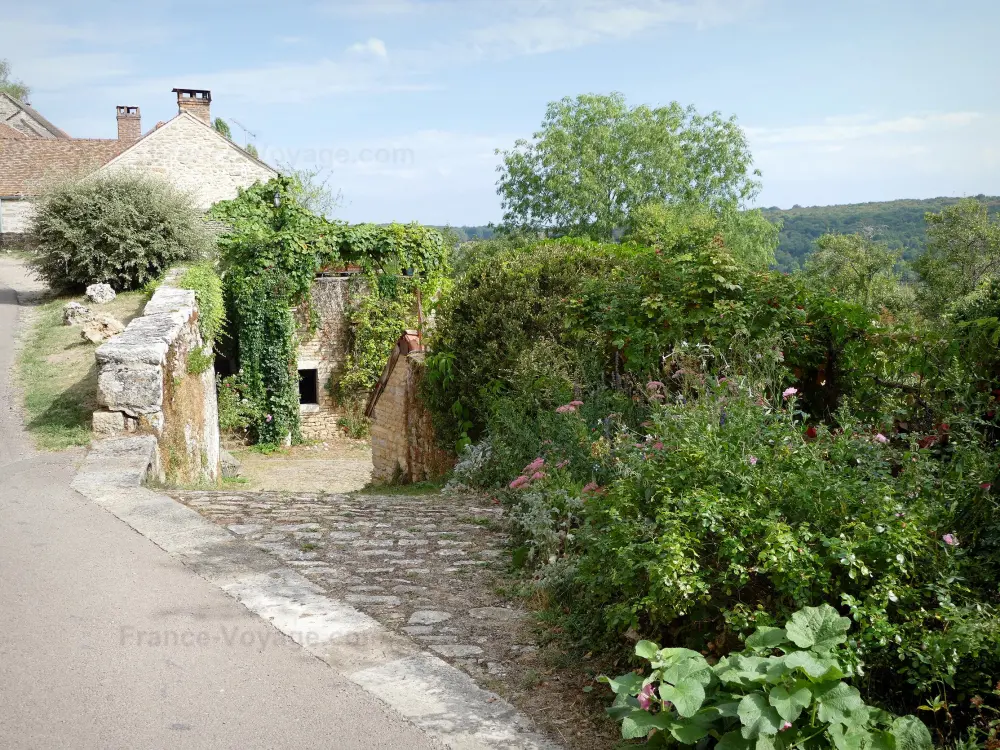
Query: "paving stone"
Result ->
[[408, 610, 452, 625], [402, 625, 434, 636], [227, 524, 263, 535], [169, 486, 539, 728]]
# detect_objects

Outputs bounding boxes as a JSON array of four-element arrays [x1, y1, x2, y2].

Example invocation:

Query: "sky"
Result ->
[[2, 0, 999, 224]]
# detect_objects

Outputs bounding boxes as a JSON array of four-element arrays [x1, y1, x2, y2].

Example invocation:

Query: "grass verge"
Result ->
[[17, 292, 147, 450]]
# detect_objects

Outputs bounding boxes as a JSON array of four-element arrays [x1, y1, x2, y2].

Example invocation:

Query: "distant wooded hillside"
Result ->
[[440, 197, 1000, 272], [762, 196, 1000, 271]]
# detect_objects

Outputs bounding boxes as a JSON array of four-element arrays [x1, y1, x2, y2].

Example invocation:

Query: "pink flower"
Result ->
[[748, 455, 758, 466], [942, 534, 958, 546], [524, 457, 545, 474], [582, 482, 603, 495], [782, 387, 798, 399], [569, 400, 584, 407], [637, 683, 656, 711], [646, 381, 665, 391], [875, 433, 889, 444], [652, 442, 664, 451], [780, 721, 793, 732], [981, 483, 992, 490], [531, 471, 547, 481], [555, 404, 578, 414], [509, 476, 530, 490], [265, 414, 273, 422]]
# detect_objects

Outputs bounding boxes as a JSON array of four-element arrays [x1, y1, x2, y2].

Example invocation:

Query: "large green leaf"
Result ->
[[829, 724, 873, 750], [738, 693, 783, 738], [715, 654, 771, 687], [784, 605, 851, 652], [717, 731, 753, 750], [890, 716, 933, 750], [635, 640, 660, 660], [668, 719, 710, 745], [657, 650, 712, 686], [784, 650, 844, 680], [745, 626, 789, 651], [659, 678, 707, 717], [599, 672, 644, 696], [621, 709, 671, 740], [815, 682, 865, 726], [768, 684, 812, 722]]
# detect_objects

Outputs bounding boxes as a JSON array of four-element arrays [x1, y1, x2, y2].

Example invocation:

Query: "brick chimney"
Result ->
[[172, 88, 211, 125], [116, 105, 141, 142]]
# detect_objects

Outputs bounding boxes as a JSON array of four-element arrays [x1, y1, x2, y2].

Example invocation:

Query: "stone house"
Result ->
[[0, 87, 277, 240]]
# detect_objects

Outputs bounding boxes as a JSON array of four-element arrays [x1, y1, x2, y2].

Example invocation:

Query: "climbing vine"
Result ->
[[211, 176, 448, 445]]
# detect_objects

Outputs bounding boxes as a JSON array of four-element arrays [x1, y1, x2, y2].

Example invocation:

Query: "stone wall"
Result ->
[[0, 197, 34, 234], [96, 113, 277, 210], [92, 275, 221, 484], [298, 276, 353, 441], [369, 348, 454, 483]]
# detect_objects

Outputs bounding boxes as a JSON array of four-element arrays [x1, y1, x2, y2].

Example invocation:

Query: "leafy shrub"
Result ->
[[28, 172, 209, 293], [217, 374, 255, 439], [510, 385, 1000, 731], [179, 263, 225, 343], [602, 604, 932, 749], [336, 398, 370, 439]]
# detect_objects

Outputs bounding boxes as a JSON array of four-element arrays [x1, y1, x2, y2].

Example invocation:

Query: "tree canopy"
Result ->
[[495, 93, 760, 240], [0, 59, 29, 102]]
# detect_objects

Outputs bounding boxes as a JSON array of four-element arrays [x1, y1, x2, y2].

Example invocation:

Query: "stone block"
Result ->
[[81, 314, 125, 344], [92, 409, 125, 435], [97, 363, 163, 415], [63, 301, 91, 326], [85, 283, 116, 304]]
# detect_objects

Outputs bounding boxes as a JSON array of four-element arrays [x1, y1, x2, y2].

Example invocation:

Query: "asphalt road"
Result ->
[[0, 259, 438, 750]]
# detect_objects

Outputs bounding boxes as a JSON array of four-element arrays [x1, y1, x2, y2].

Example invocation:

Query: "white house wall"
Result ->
[[0, 198, 35, 233], [97, 114, 277, 210]]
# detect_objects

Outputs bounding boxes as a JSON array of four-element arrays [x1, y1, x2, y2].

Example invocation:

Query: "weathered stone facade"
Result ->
[[369, 341, 454, 483], [97, 113, 277, 210], [297, 276, 355, 441], [0, 197, 32, 234], [0, 92, 68, 139], [92, 274, 221, 483]]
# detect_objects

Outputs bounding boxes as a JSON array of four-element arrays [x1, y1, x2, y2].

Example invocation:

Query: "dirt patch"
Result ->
[[170, 487, 622, 749], [229, 439, 374, 493]]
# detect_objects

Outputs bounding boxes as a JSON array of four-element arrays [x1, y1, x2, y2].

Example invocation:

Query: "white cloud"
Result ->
[[747, 112, 983, 146], [466, 0, 755, 57], [347, 37, 389, 59], [749, 112, 1000, 207]]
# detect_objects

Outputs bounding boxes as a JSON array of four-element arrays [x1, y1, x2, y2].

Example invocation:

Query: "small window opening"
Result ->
[[298, 369, 318, 405]]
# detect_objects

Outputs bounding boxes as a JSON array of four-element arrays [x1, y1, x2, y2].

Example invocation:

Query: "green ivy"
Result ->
[[211, 176, 448, 445], [179, 263, 225, 344]]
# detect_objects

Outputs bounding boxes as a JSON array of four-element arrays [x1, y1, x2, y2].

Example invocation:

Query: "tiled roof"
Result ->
[[0, 122, 28, 140], [0, 139, 128, 196]]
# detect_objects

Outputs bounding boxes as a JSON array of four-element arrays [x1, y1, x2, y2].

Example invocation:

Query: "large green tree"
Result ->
[[496, 93, 760, 240], [915, 198, 1000, 315], [0, 59, 30, 102], [803, 227, 910, 313], [625, 201, 779, 270]]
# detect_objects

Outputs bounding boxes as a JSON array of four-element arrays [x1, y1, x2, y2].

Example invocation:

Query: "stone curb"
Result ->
[[72, 437, 559, 750]]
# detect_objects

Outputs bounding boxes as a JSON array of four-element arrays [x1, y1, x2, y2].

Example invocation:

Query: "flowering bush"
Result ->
[[602, 604, 932, 749]]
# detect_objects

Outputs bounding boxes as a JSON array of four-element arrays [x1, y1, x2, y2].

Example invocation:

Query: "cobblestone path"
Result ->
[[170, 491, 538, 680]]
